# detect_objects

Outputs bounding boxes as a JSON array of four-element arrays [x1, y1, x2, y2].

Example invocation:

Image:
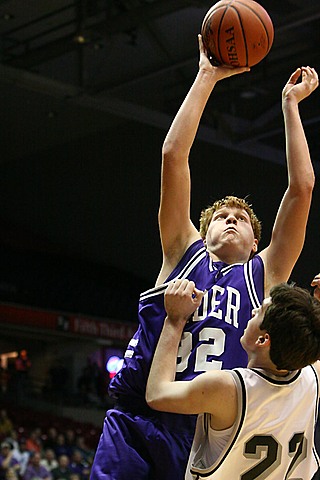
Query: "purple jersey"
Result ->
[[109, 239, 264, 399], [91, 240, 264, 480]]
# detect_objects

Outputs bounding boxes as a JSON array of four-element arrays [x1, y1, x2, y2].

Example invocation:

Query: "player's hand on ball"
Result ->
[[311, 274, 320, 301], [282, 67, 319, 106], [198, 34, 250, 81]]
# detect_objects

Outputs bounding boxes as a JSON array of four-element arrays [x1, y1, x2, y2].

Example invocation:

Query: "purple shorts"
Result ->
[[90, 405, 196, 480]]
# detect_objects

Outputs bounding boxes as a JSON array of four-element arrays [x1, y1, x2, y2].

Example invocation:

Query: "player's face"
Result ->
[[205, 207, 258, 262], [241, 297, 272, 350]]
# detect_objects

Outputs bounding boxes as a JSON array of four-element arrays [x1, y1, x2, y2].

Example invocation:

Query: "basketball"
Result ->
[[201, 0, 274, 67]]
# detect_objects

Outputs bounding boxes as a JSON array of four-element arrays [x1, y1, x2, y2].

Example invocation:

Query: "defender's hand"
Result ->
[[164, 279, 204, 323]]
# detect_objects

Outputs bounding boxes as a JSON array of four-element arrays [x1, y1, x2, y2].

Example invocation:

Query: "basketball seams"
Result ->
[[201, 1, 233, 29], [217, 7, 230, 65], [203, 0, 234, 19], [226, 6, 248, 67], [203, 6, 227, 64], [201, 0, 273, 67], [234, 0, 273, 51]]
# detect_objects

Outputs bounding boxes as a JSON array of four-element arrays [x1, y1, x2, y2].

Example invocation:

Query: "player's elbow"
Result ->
[[289, 174, 315, 201], [146, 393, 163, 411], [162, 137, 189, 163], [162, 137, 177, 157], [146, 385, 166, 411], [303, 171, 315, 192], [146, 396, 160, 411]]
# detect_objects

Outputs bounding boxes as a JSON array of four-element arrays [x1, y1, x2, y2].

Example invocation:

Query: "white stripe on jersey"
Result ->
[[140, 247, 207, 301], [244, 259, 261, 309]]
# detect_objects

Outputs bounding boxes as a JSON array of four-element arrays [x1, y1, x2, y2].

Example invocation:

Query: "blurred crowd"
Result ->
[[0, 409, 96, 480]]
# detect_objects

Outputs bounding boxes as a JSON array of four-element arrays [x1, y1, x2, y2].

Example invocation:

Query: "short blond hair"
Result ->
[[199, 195, 262, 242]]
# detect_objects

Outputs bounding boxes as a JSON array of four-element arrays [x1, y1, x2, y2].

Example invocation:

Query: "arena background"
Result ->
[[0, 0, 319, 433]]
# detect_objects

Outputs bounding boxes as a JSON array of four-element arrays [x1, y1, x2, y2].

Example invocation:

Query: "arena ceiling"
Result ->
[[0, 0, 319, 160], [0, 0, 319, 324]]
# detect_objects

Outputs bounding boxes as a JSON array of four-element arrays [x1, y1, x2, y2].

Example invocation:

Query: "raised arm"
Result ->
[[156, 36, 250, 284], [146, 279, 237, 428], [260, 67, 319, 295]]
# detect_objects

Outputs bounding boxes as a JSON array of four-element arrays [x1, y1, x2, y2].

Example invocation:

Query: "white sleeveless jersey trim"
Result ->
[[310, 363, 320, 419], [189, 370, 247, 478], [208, 258, 215, 272], [140, 246, 262, 306], [139, 247, 207, 301], [209, 258, 243, 274], [250, 367, 301, 385], [244, 259, 261, 309]]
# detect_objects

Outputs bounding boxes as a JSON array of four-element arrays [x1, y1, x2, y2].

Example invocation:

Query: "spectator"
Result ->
[[42, 428, 58, 451], [11, 439, 30, 476], [15, 351, 31, 374], [4, 468, 19, 480], [14, 350, 31, 395], [0, 411, 13, 439], [23, 452, 51, 480], [40, 449, 58, 473], [53, 434, 70, 459], [0, 442, 20, 480], [3, 432, 18, 455], [73, 438, 92, 465], [69, 451, 90, 480], [64, 430, 76, 457], [25, 429, 42, 454], [51, 455, 71, 480]]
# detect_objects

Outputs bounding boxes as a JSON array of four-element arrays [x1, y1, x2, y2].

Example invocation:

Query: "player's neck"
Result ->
[[263, 367, 291, 377], [208, 249, 250, 265], [248, 357, 290, 377]]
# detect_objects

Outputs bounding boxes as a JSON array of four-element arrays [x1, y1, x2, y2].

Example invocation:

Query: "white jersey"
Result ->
[[187, 366, 320, 480]]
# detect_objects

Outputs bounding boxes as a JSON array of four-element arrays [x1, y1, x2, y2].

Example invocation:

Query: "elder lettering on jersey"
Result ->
[[193, 285, 240, 328]]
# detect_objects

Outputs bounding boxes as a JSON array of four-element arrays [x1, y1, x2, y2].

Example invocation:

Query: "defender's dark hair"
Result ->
[[260, 283, 320, 370]]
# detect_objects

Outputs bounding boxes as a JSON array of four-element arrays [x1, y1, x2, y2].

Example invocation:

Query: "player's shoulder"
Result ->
[[158, 239, 207, 285], [311, 361, 320, 392]]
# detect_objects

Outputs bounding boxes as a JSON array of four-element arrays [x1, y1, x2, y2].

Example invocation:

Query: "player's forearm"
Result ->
[[261, 101, 314, 288], [265, 69, 317, 283], [162, 70, 217, 161], [146, 317, 184, 408], [283, 100, 315, 192]]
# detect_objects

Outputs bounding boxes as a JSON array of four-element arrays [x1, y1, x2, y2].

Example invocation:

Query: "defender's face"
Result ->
[[241, 297, 272, 350], [205, 207, 257, 261]]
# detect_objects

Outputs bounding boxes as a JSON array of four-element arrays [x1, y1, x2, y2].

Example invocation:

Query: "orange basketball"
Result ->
[[201, 0, 274, 67]]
